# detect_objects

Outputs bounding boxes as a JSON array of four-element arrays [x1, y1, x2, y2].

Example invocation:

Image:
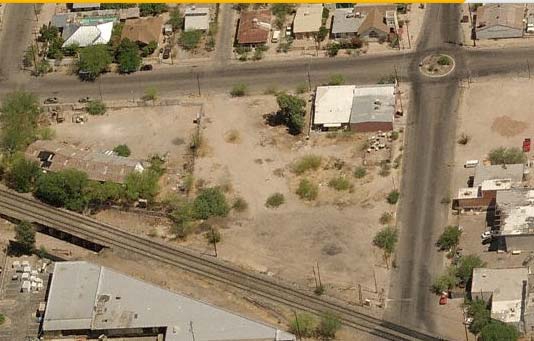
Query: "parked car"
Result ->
[[481, 230, 499, 240], [44, 97, 58, 104], [162, 46, 171, 60], [140, 64, 153, 71]]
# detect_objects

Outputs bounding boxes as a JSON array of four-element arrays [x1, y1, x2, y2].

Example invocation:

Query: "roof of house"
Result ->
[[331, 8, 365, 34], [25, 140, 144, 184], [237, 10, 271, 44], [118, 7, 140, 20], [72, 3, 100, 10], [51, 13, 76, 29], [184, 6, 210, 31], [43, 261, 296, 341], [293, 4, 323, 34], [357, 7, 389, 36], [471, 267, 528, 323], [314, 85, 355, 126], [121, 16, 163, 44], [476, 4, 525, 31], [473, 163, 525, 187], [350, 84, 395, 124], [61, 21, 113, 48], [497, 188, 534, 211]]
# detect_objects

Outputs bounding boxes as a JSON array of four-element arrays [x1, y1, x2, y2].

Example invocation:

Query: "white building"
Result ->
[[62, 21, 114, 48]]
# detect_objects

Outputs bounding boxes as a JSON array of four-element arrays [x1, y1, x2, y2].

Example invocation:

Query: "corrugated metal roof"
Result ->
[[350, 84, 395, 124], [473, 163, 525, 187], [43, 261, 296, 341], [62, 21, 113, 48]]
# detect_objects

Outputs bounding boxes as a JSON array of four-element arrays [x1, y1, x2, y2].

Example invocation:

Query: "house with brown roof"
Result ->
[[236, 10, 272, 46], [26, 140, 145, 184], [476, 4, 525, 40], [121, 16, 163, 46], [357, 7, 392, 40]]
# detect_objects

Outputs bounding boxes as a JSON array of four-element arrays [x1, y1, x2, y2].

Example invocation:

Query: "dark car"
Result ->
[[162, 47, 171, 60], [44, 97, 58, 104], [140, 64, 153, 71]]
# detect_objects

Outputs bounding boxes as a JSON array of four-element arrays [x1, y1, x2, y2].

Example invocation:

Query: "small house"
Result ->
[[236, 10, 271, 46], [475, 4, 525, 40], [293, 4, 323, 39], [184, 6, 210, 31]]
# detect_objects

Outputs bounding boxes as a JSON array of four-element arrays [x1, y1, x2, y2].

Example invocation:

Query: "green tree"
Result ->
[[168, 7, 183, 31], [35, 169, 89, 212], [387, 190, 400, 204], [373, 227, 398, 268], [456, 255, 485, 283], [85, 181, 123, 208], [192, 187, 230, 219], [78, 44, 112, 80], [179, 30, 202, 50], [142, 40, 158, 57], [466, 299, 491, 335], [139, 3, 168, 16], [86, 100, 107, 115], [124, 170, 160, 202], [316, 312, 341, 339], [431, 267, 457, 293], [14, 220, 36, 254], [275, 93, 307, 135], [62, 43, 80, 57], [113, 144, 131, 157], [436, 225, 462, 251], [117, 38, 141, 73], [39, 24, 59, 42], [315, 26, 329, 45], [6, 156, 41, 193], [326, 42, 340, 57], [169, 200, 195, 238], [289, 312, 317, 338], [480, 321, 519, 341], [488, 147, 526, 165], [0, 91, 41, 153]]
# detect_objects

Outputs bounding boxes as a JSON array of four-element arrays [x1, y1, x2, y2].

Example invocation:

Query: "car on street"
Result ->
[[140, 64, 153, 71], [162, 47, 171, 60], [44, 97, 58, 104]]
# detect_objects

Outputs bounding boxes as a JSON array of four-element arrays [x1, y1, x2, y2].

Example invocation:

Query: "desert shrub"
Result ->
[[113, 144, 131, 157], [316, 312, 341, 339], [266, 193, 285, 208], [143, 86, 158, 101], [179, 30, 202, 50], [458, 133, 470, 145], [436, 225, 462, 251], [289, 312, 317, 338], [192, 187, 230, 219], [488, 147, 526, 165], [437, 55, 451, 66], [387, 190, 400, 204], [232, 197, 248, 212], [379, 212, 393, 225], [390, 131, 399, 140], [354, 166, 367, 179], [292, 155, 322, 175], [327, 74, 345, 85], [86, 100, 107, 115], [432, 268, 457, 294], [230, 83, 247, 97], [169, 200, 195, 238], [328, 176, 351, 191], [296, 179, 318, 201]]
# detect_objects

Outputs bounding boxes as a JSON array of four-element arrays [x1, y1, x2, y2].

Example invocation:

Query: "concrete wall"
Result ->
[[350, 121, 393, 132], [476, 25, 523, 40]]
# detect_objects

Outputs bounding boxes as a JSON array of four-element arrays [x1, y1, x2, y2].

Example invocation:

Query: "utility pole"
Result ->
[[358, 284, 363, 305], [306, 63, 312, 91], [316, 262, 322, 288], [394, 65, 403, 115], [293, 311, 302, 341], [373, 268, 378, 293], [196, 73, 201, 96], [312, 266, 318, 290], [189, 321, 196, 341], [210, 226, 218, 258], [405, 21, 411, 49], [528, 60, 531, 79]]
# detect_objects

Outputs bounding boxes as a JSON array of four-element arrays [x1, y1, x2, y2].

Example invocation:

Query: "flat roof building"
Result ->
[[43, 261, 296, 341], [473, 163, 525, 187], [184, 6, 210, 31], [293, 4, 323, 39], [471, 267, 528, 325], [476, 4, 525, 40], [331, 8, 364, 39]]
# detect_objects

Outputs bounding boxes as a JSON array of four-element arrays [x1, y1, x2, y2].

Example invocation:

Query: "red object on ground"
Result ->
[[523, 138, 531, 153], [439, 294, 448, 305]]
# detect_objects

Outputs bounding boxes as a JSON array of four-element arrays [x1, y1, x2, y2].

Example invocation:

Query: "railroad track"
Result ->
[[0, 188, 440, 341]]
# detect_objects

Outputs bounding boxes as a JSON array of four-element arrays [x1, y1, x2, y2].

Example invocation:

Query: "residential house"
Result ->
[[494, 188, 534, 252], [471, 267, 528, 330], [475, 4, 525, 40], [236, 10, 271, 46], [331, 8, 365, 39], [313, 84, 398, 132], [25, 140, 144, 184], [293, 4, 323, 39], [122, 16, 163, 46], [43, 261, 296, 341], [61, 21, 113, 48], [357, 7, 390, 40], [184, 6, 210, 31]]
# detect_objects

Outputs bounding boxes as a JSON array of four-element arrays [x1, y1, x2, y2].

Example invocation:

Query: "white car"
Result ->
[[481, 231, 492, 239]]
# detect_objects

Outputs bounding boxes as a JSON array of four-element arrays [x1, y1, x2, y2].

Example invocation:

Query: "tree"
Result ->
[[387, 190, 400, 204], [275, 93, 307, 135], [289, 312, 317, 338], [192, 187, 230, 219], [480, 321, 519, 341], [373, 227, 398, 268], [124, 170, 160, 202], [141, 40, 158, 57], [85, 181, 123, 208], [488, 147, 526, 165], [39, 24, 59, 42], [139, 3, 168, 16], [113, 144, 131, 157], [62, 43, 80, 57], [35, 169, 89, 212], [86, 100, 107, 115], [431, 268, 457, 293], [15, 221, 36, 254], [6, 156, 41, 193], [0, 313, 4, 325], [315, 26, 329, 45], [316, 312, 341, 339], [436, 225, 462, 251], [78, 44, 112, 80], [456, 255, 485, 283], [179, 30, 202, 50], [326, 42, 340, 57], [168, 7, 183, 31], [466, 299, 491, 335], [169, 200, 195, 238], [117, 38, 141, 73], [0, 91, 41, 153]]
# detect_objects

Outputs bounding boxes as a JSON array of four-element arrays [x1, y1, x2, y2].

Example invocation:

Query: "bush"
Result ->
[[124, 169, 160, 202], [317, 312, 341, 339], [143, 86, 158, 101], [35, 169, 89, 212], [37, 127, 56, 140], [289, 312, 317, 338], [169, 200, 195, 238], [480, 321, 519, 341], [0, 313, 4, 325], [192, 187, 230, 219], [139, 3, 168, 16], [437, 55, 451, 66], [466, 299, 491, 335], [15, 220, 35, 254], [354, 166, 367, 179], [296, 179, 318, 201], [390, 131, 399, 141], [266, 193, 285, 208], [6, 156, 41, 193], [456, 255, 485, 283], [78, 44, 111, 80], [296, 83, 308, 94], [432, 269, 457, 294], [0, 91, 41, 153], [293, 155, 322, 175], [457, 133, 470, 145], [273, 93, 307, 135], [328, 176, 351, 191], [436, 225, 462, 251], [328, 74, 345, 86], [387, 190, 399, 204], [379, 212, 393, 225], [113, 144, 131, 157], [230, 83, 247, 97], [488, 147, 526, 165], [86, 100, 107, 115], [232, 197, 248, 212], [374, 227, 398, 255], [167, 7, 183, 31], [326, 42, 340, 57], [180, 30, 202, 50]]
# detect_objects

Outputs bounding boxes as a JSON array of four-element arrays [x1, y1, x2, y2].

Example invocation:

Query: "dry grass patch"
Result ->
[[224, 129, 241, 144], [292, 155, 322, 175]]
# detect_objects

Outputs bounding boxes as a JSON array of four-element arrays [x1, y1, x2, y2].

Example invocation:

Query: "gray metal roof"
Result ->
[[72, 3, 101, 10], [44, 262, 296, 341], [349, 84, 395, 124], [331, 9, 365, 34], [473, 163, 525, 187]]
